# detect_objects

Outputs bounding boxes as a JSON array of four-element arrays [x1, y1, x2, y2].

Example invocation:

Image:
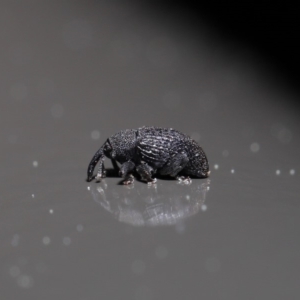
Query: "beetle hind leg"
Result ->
[[136, 162, 156, 184], [176, 176, 192, 185], [159, 153, 189, 178]]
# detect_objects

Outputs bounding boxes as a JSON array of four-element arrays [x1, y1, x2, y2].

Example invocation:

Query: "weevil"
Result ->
[[87, 126, 209, 184]]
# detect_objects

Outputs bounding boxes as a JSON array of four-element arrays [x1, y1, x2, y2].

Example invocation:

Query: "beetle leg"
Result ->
[[119, 161, 135, 184], [95, 161, 106, 181], [111, 159, 120, 174], [136, 162, 156, 184], [159, 152, 189, 177], [122, 174, 135, 185], [176, 176, 192, 185]]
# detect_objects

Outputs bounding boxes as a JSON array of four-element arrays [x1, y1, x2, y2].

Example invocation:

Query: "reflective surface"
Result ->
[[1, 1, 300, 300], [89, 179, 210, 226]]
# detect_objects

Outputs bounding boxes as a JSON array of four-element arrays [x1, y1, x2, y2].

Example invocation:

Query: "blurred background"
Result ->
[[1, 1, 299, 299]]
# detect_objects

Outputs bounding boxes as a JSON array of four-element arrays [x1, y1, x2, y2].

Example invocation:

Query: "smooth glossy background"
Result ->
[[1, 1, 299, 299]]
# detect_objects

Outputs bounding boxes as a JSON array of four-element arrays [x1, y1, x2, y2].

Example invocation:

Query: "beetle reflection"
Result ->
[[88, 179, 210, 226]]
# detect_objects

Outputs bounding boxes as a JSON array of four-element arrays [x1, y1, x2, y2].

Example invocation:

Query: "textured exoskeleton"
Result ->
[[87, 127, 209, 184]]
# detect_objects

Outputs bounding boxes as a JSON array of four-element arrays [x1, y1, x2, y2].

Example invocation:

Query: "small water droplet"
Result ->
[[201, 204, 207, 211], [155, 246, 168, 259], [42, 236, 51, 245], [11, 234, 20, 247], [222, 150, 229, 157], [17, 274, 34, 288], [250, 142, 260, 153], [76, 224, 83, 232], [9, 266, 21, 277], [63, 237, 71, 246], [290, 169, 295, 175], [91, 130, 100, 140]]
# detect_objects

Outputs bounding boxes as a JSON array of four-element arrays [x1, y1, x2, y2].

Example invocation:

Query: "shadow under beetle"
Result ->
[[87, 126, 210, 184]]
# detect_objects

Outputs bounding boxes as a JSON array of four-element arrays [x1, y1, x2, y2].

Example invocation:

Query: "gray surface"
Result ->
[[1, 1, 300, 299]]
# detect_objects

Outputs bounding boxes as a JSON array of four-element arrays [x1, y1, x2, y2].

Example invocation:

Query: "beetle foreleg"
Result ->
[[119, 161, 135, 184]]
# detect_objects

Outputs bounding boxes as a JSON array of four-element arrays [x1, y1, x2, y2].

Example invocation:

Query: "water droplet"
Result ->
[[175, 222, 185, 234], [271, 123, 292, 144], [76, 224, 83, 232], [49, 209, 54, 214], [42, 236, 51, 245], [91, 130, 100, 140], [32, 161, 38, 167], [17, 274, 34, 288], [231, 169, 235, 174], [275, 170, 281, 175], [63, 237, 71, 246], [214, 164, 219, 170], [250, 142, 260, 152], [290, 169, 295, 175], [11, 234, 20, 247], [222, 150, 229, 157], [131, 260, 146, 275], [9, 266, 21, 277], [201, 204, 207, 211], [155, 246, 168, 259]]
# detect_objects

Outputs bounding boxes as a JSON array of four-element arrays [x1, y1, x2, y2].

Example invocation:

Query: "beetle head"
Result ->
[[107, 129, 137, 162], [103, 140, 113, 158]]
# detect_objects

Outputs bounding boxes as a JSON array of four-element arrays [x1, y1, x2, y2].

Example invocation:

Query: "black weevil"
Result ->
[[87, 126, 209, 184]]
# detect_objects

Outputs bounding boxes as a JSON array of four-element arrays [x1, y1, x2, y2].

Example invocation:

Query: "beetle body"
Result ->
[[87, 127, 209, 184]]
